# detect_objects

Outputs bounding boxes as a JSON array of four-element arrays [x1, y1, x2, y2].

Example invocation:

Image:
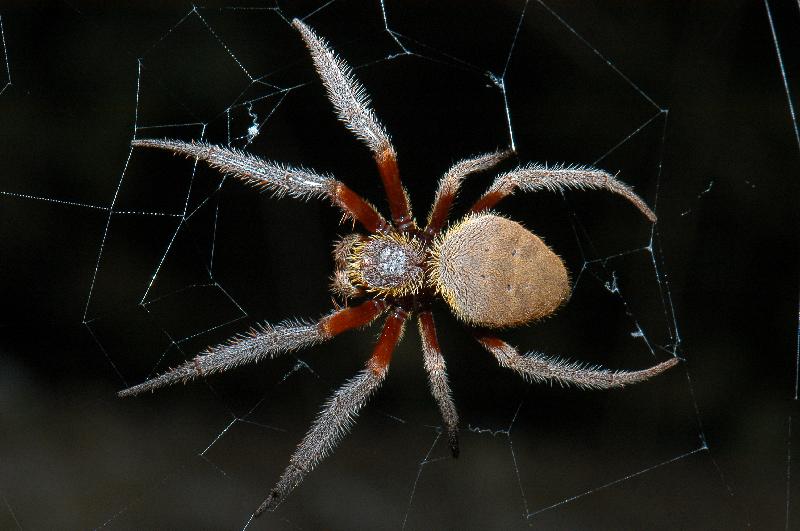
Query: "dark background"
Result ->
[[1, 1, 798, 529]]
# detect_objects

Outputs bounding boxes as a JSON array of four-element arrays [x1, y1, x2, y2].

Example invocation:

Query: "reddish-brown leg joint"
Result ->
[[376, 148, 412, 228], [369, 309, 407, 374], [332, 182, 388, 233], [475, 334, 505, 350], [320, 299, 387, 338], [468, 190, 506, 215], [419, 312, 440, 356], [425, 203, 451, 238]]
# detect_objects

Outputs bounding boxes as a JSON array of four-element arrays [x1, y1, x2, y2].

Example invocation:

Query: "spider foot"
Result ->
[[255, 463, 305, 516], [448, 430, 460, 459], [254, 489, 281, 516]]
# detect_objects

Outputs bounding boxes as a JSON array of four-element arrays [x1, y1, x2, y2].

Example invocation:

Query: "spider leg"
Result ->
[[292, 19, 412, 228], [424, 150, 515, 237], [117, 300, 386, 397], [131, 138, 387, 232], [468, 163, 657, 222], [476, 335, 677, 390], [418, 311, 460, 457], [330, 268, 364, 300], [256, 309, 408, 515]]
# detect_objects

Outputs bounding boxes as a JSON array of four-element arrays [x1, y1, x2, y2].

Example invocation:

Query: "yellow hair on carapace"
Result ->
[[348, 231, 425, 298]]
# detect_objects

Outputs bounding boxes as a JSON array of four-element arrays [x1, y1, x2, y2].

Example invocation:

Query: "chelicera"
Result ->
[[119, 18, 677, 515]]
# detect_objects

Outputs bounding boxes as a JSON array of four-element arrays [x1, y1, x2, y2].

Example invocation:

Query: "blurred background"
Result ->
[[0, 1, 798, 529]]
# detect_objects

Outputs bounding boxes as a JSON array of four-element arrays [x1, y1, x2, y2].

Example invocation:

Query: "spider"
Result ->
[[119, 19, 678, 515]]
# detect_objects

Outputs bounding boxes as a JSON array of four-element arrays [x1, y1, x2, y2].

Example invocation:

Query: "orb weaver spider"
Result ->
[[120, 18, 677, 515]]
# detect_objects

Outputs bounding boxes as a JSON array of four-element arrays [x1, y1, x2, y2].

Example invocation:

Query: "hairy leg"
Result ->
[[375, 149, 413, 229], [469, 163, 657, 222], [330, 269, 364, 300], [292, 19, 412, 227], [424, 150, 514, 237], [118, 300, 386, 397], [476, 335, 677, 390], [418, 311, 460, 457], [131, 139, 387, 232], [256, 309, 407, 514], [330, 234, 365, 299]]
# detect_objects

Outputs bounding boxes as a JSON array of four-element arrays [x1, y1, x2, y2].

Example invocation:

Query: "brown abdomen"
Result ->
[[432, 214, 570, 328]]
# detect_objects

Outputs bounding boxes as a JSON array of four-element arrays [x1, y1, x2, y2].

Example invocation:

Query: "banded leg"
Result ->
[[292, 19, 412, 227], [469, 163, 657, 222], [476, 336, 677, 390], [424, 150, 514, 237], [376, 149, 413, 229], [256, 309, 407, 514], [418, 312, 460, 457], [131, 139, 387, 232], [118, 300, 386, 397]]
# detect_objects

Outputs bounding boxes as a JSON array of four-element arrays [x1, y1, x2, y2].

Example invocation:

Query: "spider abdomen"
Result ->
[[431, 214, 570, 328]]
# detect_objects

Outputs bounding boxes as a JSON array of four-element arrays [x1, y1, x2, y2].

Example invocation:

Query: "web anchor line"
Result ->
[[763, 3, 800, 530], [0, 14, 11, 95], [526, 447, 707, 519]]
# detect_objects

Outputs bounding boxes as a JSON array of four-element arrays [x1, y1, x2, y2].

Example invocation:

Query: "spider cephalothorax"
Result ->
[[120, 18, 677, 516], [346, 231, 426, 298]]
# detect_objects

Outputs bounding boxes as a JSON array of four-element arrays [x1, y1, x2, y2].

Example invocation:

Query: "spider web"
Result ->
[[0, 1, 796, 529]]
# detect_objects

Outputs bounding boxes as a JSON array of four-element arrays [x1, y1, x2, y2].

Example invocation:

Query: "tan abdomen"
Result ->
[[431, 214, 570, 328]]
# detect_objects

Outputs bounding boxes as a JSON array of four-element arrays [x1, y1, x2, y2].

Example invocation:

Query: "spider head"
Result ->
[[346, 232, 426, 298], [429, 213, 571, 328]]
